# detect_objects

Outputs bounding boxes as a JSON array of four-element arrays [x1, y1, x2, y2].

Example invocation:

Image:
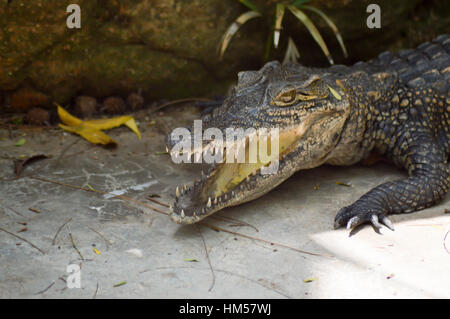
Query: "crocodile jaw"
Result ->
[[170, 127, 301, 223], [169, 109, 346, 224]]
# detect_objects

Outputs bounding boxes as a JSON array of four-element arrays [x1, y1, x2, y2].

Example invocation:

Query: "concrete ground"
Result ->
[[0, 105, 449, 299]]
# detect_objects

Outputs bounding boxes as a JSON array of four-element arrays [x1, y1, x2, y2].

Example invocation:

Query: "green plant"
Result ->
[[218, 0, 348, 65]]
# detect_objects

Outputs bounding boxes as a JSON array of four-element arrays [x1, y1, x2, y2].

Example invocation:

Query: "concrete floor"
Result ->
[[0, 106, 449, 299]]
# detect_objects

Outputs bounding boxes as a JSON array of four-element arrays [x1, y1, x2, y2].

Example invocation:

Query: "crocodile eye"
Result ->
[[296, 91, 318, 101], [272, 90, 296, 106]]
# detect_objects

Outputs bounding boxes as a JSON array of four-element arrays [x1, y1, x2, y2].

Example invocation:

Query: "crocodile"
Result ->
[[167, 34, 450, 232]]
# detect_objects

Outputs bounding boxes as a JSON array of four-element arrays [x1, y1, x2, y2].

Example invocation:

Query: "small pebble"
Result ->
[[126, 92, 144, 111], [25, 107, 50, 125], [74, 96, 97, 118], [10, 88, 49, 112], [101, 96, 126, 114]]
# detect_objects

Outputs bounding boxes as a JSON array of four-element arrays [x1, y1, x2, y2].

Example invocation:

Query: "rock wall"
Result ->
[[0, 0, 448, 113]]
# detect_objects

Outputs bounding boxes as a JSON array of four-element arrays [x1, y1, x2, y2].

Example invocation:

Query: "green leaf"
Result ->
[[83, 183, 95, 191], [273, 4, 285, 49], [184, 258, 199, 262], [113, 281, 127, 287], [239, 0, 259, 13], [10, 117, 23, 125], [292, 0, 311, 8], [287, 5, 334, 65], [302, 5, 348, 58], [264, 27, 274, 62], [282, 37, 301, 65], [218, 10, 262, 59], [14, 138, 26, 147]]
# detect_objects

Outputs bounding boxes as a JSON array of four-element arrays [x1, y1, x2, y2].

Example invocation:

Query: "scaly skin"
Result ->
[[167, 34, 450, 232]]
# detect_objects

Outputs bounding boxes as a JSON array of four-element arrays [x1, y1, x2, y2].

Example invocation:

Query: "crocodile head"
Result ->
[[167, 61, 351, 224]]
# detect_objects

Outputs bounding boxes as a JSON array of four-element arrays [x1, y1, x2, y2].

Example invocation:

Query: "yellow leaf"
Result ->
[[335, 181, 351, 187], [303, 277, 318, 283], [124, 118, 141, 140], [184, 258, 199, 262], [327, 85, 342, 100], [59, 124, 117, 146], [57, 104, 83, 126], [83, 116, 131, 129], [84, 117, 141, 140], [93, 247, 101, 255], [83, 117, 141, 140], [14, 138, 26, 147], [113, 281, 127, 287], [56, 104, 141, 142], [83, 183, 95, 191]]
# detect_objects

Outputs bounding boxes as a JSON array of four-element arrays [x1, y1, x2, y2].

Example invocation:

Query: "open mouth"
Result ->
[[168, 107, 344, 224], [169, 125, 308, 224]]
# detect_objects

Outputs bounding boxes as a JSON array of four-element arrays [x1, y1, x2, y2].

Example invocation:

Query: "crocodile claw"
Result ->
[[334, 204, 395, 232]]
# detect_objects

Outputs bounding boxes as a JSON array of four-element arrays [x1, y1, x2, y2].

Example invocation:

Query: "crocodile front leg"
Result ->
[[334, 132, 449, 231]]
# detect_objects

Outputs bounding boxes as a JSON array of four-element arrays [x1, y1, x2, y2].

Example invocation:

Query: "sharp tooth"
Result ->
[[224, 194, 227, 200], [231, 191, 235, 196], [246, 176, 250, 182], [169, 205, 173, 211], [202, 208, 205, 214], [193, 211, 197, 217], [176, 186, 180, 197], [207, 197, 211, 208], [181, 209, 185, 218], [213, 197, 218, 205], [166, 146, 169, 152]]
